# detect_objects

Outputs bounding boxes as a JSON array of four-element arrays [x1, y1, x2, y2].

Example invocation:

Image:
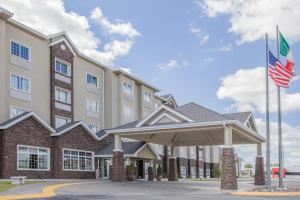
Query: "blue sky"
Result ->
[[2, 0, 300, 167]]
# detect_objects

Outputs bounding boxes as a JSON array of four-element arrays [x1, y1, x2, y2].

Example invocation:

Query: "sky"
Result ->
[[1, 0, 300, 167]]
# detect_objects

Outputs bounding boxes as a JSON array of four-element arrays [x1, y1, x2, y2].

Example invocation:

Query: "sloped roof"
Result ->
[[55, 121, 80, 132], [96, 141, 145, 156], [223, 112, 252, 124], [160, 94, 173, 100], [0, 112, 31, 127], [174, 102, 229, 123]]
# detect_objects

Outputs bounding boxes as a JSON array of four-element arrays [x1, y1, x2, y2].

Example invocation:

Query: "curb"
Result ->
[[230, 191, 300, 196]]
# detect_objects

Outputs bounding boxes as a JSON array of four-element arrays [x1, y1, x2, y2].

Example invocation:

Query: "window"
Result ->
[[10, 74, 30, 92], [87, 124, 98, 133], [55, 116, 71, 128], [144, 92, 151, 103], [124, 106, 133, 118], [123, 82, 133, 95], [63, 149, 94, 171], [10, 106, 27, 118], [87, 73, 98, 87], [17, 145, 50, 170], [86, 99, 99, 113], [11, 41, 30, 61], [55, 87, 71, 104], [55, 59, 70, 76]]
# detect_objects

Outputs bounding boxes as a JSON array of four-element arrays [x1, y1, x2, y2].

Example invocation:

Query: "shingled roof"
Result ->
[[95, 141, 146, 156], [223, 112, 252, 124]]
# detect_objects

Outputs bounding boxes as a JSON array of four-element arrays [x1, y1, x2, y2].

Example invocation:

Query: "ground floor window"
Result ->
[[63, 149, 94, 171], [17, 145, 50, 170]]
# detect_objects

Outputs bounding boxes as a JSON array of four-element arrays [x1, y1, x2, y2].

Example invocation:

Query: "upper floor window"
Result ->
[[144, 92, 151, 103], [154, 103, 159, 109], [10, 74, 30, 93], [86, 73, 98, 87], [87, 124, 98, 133], [55, 87, 71, 104], [10, 106, 28, 119], [123, 82, 133, 95], [11, 41, 30, 61], [86, 99, 99, 113], [124, 105, 133, 123], [55, 115, 71, 128], [17, 145, 50, 171], [55, 58, 70, 76]]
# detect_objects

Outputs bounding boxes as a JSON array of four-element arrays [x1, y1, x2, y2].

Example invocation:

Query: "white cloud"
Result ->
[[0, 0, 139, 66], [199, 0, 300, 43], [236, 119, 300, 167], [157, 59, 189, 71], [217, 67, 300, 113], [90, 7, 140, 38], [219, 43, 233, 52], [189, 23, 209, 45], [119, 67, 133, 74]]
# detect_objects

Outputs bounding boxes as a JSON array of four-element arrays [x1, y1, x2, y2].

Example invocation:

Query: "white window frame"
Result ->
[[55, 115, 71, 128], [62, 148, 94, 172], [124, 105, 133, 118], [10, 73, 31, 93], [55, 57, 71, 77], [143, 92, 151, 103], [17, 145, 50, 171], [86, 99, 99, 113], [10, 39, 31, 62], [86, 72, 98, 88], [55, 86, 71, 104], [123, 82, 133, 96], [10, 106, 28, 119], [87, 124, 98, 133]]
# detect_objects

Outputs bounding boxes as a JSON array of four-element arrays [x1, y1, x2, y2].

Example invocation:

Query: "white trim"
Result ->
[[10, 39, 31, 62], [135, 104, 194, 127], [10, 72, 31, 94], [10, 106, 29, 119], [54, 115, 71, 129], [17, 144, 50, 171], [123, 81, 134, 96], [0, 112, 55, 132], [62, 148, 95, 172], [134, 143, 161, 160], [55, 86, 71, 104], [86, 98, 99, 113], [49, 38, 77, 57], [165, 97, 178, 107], [149, 113, 181, 125], [51, 121, 99, 140], [54, 57, 72, 77]]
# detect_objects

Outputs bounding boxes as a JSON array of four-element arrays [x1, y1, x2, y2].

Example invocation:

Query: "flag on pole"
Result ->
[[280, 32, 296, 71], [268, 50, 295, 88]]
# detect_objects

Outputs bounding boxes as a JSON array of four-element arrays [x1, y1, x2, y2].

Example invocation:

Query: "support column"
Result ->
[[163, 146, 168, 178], [148, 161, 154, 181], [168, 146, 178, 181], [111, 135, 125, 182], [255, 143, 265, 185], [221, 126, 237, 190], [196, 146, 200, 178]]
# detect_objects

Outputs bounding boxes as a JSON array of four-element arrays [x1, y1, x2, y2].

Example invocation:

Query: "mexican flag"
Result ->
[[280, 32, 295, 71]]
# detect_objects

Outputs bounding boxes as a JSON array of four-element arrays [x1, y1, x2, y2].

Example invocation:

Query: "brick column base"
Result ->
[[221, 147, 237, 190], [254, 156, 265, 185], [111, 150, 125, 182], [148, 166, 153, 181], [168, 157, 178, 181]]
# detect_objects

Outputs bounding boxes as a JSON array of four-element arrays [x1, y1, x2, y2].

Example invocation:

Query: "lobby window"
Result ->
[[144, 92, 151, 103], [87, 73, 98, 87], [10, 106, 27, 118], [55, 58, 70, 76], [17, 145, 50, 170], [55, 115, 71, 128], [10, 74, 30, 93], [86, 99, 99, 113], [11, 41, 30, 61], [123, 82, 133, 95], [124, 105, 133, 122], [87, 124, 98, 133], [63, 149, 94, 171], [55, 87, 71, 104]]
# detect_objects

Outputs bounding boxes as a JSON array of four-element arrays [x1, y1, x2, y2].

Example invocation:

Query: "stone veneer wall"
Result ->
[[254, 157, 265, 185], [50, 41, 74, 127], [0, 117, 52, 178], [221, 147, 237, 190], [163, 146, 168, 178]]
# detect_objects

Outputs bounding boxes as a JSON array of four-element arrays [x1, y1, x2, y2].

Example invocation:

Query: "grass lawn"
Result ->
[[0, 180, 45, 192]]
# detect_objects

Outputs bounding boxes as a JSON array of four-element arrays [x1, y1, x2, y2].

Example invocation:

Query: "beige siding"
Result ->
[[0, 19, 6, 122], [73, 56, 105, 130], [4, 21, 50, 124], [137, 145, 157, 160]]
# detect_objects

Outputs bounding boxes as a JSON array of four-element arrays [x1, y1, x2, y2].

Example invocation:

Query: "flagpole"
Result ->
[[265, 33, 271, 191], [276, 25, 284, 188]]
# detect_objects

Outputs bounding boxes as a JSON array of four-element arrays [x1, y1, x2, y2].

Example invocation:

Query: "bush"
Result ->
[[156, 165, 162, 181], [127, 161, 136, 181], [212, 168, 221, 180]]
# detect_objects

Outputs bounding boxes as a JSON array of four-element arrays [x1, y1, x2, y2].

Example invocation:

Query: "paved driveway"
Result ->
[[32, 177, 300, 200]]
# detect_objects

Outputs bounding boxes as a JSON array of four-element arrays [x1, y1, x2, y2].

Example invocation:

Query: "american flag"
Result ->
[[268, 50, 296, 88]]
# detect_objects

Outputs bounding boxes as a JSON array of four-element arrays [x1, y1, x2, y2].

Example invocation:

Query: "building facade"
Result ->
[[0, 7, 252, 180]]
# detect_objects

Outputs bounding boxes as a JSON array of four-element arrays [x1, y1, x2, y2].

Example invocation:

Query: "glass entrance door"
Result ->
[[99, 158, 109, 179]]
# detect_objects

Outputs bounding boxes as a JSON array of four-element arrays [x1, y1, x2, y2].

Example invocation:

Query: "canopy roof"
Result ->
[[108, 103, 265, 146]]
